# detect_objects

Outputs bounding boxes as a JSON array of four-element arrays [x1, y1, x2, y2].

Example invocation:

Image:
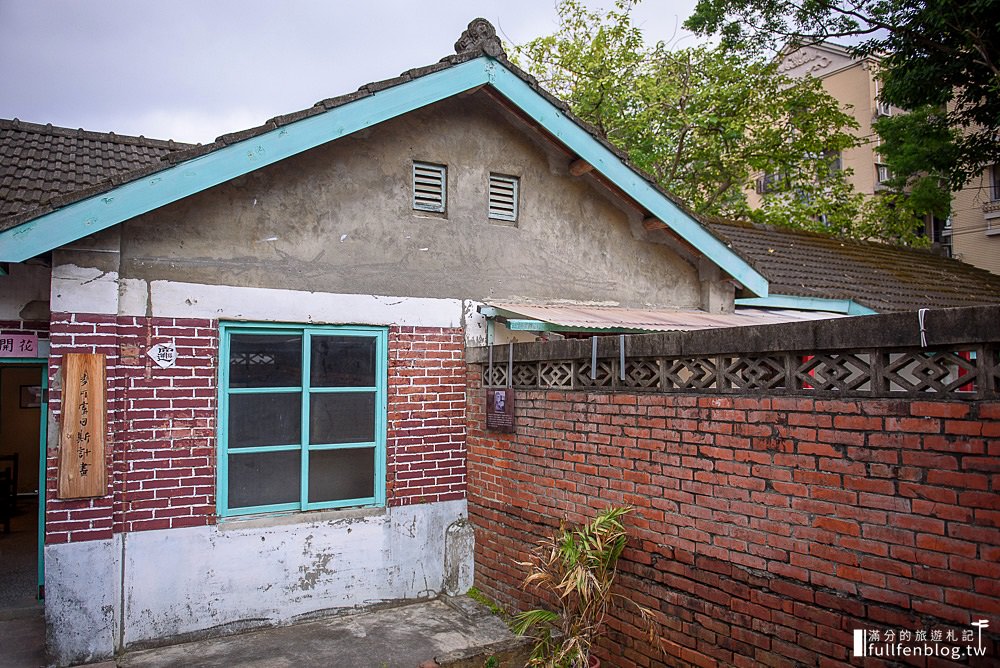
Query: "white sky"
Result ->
[[0, 0, 701, 144]]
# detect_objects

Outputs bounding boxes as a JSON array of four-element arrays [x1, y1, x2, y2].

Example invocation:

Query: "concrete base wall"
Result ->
[[45, 499, 470, 665]]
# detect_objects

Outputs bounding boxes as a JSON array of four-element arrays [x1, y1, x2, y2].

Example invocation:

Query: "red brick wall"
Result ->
[[46, 313, 218, 543], [44, 315, 467, 543], [0, 319, 50, 340], [387, 326, 467, 505], [467, 373, 1000, 667]]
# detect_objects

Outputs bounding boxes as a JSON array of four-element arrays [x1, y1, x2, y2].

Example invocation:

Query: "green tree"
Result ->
[[684, 0, 1000, 186], [514, 0, 869, 236]]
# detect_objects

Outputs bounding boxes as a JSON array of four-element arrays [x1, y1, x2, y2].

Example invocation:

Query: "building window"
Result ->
[[876, 163, 893, 185], [992, 164, 1000, 201], [488, 173, 519, 222], [413, 161, 447, 213], [218, 323, 387, 516]]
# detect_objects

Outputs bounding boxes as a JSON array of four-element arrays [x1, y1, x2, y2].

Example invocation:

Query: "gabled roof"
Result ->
[[0, 118, 191, 219], [0, 19, 768, 297], [704, 218, 1000, 312]]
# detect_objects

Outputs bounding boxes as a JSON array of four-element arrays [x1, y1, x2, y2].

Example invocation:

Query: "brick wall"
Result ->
[[0, 319, 50, 340], [46, 313, 218, 543], [44, 315, 467, 543], [387, 326, 467, 506], [467, 374, 1000, 667]]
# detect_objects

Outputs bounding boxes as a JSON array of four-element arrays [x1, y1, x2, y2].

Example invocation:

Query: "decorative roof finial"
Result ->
[[454, 18, 505, 58]]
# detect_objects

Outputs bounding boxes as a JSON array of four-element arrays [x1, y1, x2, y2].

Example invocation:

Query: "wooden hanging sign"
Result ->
[[58, 353, 107, 498]]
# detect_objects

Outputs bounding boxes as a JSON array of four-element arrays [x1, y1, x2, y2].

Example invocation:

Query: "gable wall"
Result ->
[[114, 92, 701, 312]]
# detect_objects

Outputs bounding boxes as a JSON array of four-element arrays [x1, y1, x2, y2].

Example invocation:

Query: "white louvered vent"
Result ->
[[488, 173, 519, 222], [412, 161, 447, 212]]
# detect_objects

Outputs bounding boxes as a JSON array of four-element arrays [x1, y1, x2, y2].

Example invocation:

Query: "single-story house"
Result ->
[[0, 19, 772, 666], [1, 18, 998, 666]]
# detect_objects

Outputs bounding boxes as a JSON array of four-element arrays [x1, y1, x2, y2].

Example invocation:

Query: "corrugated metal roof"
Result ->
[[487, 302, 848, 332]]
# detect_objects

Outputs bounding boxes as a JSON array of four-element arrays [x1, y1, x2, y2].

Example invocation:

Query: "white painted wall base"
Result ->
[[44, 499, 471, 666], [44, 537, 119, 667]]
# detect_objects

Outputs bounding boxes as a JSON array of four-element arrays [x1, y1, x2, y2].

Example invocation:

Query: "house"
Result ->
[[3, 18, 998, 665], [0, 19, 775, 666], [763, 41, 1000, 275]]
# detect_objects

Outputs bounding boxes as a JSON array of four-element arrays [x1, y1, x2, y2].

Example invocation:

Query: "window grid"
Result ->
[[413, 161, 447, 212], [217, 323, 387, 517], [488, 173, 519, 222]]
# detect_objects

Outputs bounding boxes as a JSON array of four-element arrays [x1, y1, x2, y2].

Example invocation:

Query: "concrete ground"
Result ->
[[0, 596, 527, 668]]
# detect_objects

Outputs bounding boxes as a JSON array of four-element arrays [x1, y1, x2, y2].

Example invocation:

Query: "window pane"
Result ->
[[308, 448, 375, 503], [229, 334, 302, 388], [311, 336, 376, 387], [229, 393, 301, 447], [228, 451, 300, 508], [309, 392, 375, 444]]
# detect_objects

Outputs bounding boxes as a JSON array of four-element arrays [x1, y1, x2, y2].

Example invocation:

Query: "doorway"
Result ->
[[0, 362, 47, 611]]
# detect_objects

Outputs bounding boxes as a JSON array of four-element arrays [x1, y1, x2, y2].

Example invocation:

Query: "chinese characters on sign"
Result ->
[[0, 333, 38, 357], [853, 621, 990, 661], [58, 353, 107, 498], [146, 342, 178, 369], [486, 388, 515, 433]]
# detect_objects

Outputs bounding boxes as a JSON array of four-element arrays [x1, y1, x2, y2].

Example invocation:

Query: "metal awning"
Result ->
[[480, 302, 847, 333]]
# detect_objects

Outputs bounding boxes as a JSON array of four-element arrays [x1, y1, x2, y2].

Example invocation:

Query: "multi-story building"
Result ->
[[758, 41, 1000, 275]]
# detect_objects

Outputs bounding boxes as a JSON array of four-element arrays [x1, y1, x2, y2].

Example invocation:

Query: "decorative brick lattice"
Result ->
[[484, 345, 998, 400]]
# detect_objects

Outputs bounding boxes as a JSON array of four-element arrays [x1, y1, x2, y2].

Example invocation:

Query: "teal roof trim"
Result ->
[[736, 295, 878, 315], [0, 57, 768, 297], [0, 59, 489, 263], [487, 63, 768, 297]]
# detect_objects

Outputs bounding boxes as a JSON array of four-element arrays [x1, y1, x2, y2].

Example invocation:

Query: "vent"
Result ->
[[488, 173, 519, 222], [413, 162, 446, 212]]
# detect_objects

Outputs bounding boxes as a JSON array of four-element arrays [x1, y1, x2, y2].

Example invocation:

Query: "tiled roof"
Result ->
[[0, 19, 676, 234], [704, 218, 1000, 312], [0, 118, 191, 219]]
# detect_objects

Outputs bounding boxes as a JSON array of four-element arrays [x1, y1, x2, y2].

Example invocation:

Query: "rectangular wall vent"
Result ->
[[413, 162, 446, 212], [489, 173, 518, 222]]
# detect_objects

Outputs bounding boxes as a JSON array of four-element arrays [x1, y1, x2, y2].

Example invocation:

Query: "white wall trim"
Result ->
[[116, 279, 465, 328]]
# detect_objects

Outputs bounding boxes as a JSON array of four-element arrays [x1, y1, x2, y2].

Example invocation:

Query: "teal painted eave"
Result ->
[[0, 56, 769, 297], [0, 59, 490, 264], [736, 295, 878, 315], [486, 63, 768, 298]]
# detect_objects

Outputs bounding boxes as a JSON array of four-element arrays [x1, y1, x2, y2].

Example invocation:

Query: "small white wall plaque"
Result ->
[[147, 342, 178, 369]]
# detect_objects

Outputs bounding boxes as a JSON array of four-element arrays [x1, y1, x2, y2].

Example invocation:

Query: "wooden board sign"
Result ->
[[486, 388, 515, 433], [58, 353, 107, 498]]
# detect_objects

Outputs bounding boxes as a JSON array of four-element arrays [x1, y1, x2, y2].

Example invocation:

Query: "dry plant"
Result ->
[[512, 506, 661, 667]]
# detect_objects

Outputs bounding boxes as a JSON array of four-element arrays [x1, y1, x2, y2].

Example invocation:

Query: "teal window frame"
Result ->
[[217, 322, 388, 517]]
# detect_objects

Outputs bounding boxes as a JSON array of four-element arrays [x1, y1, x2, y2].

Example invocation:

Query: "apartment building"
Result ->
[[758, 41, 1000, 275]]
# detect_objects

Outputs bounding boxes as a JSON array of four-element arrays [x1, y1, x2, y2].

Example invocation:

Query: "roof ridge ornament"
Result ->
[[454, 18, 505, 58]]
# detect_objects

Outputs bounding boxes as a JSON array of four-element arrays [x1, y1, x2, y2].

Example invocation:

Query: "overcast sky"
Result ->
[[0, 1, 700, 145]]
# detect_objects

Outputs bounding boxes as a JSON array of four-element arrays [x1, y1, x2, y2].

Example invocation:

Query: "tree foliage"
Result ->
[[685, 0, 1000, 186], [513, 0, 875, 237]]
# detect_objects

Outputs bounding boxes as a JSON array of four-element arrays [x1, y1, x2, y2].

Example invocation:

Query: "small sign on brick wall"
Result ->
[[147, 342, 178, 368], [486, 387, 515, 432], [58, 353, 107, 499], [0, 333, 39, 357]]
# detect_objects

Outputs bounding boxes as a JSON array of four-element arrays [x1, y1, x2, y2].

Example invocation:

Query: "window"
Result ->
[[992, 164, 1000, 201], [874, 78, 892, 117], [488, 173, 519, 222], [413, 161, 447, 213], [876, 163, 893, 185], [218, 323, 387, 516]]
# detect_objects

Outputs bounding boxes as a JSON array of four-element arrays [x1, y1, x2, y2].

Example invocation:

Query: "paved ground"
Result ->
[[1, 596, 526, 668], [0, 605, 45, 668], [0, 499, 40, 610]]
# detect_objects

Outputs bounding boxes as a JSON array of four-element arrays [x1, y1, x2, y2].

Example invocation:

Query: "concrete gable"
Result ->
[[117, 92, 702, 311]]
